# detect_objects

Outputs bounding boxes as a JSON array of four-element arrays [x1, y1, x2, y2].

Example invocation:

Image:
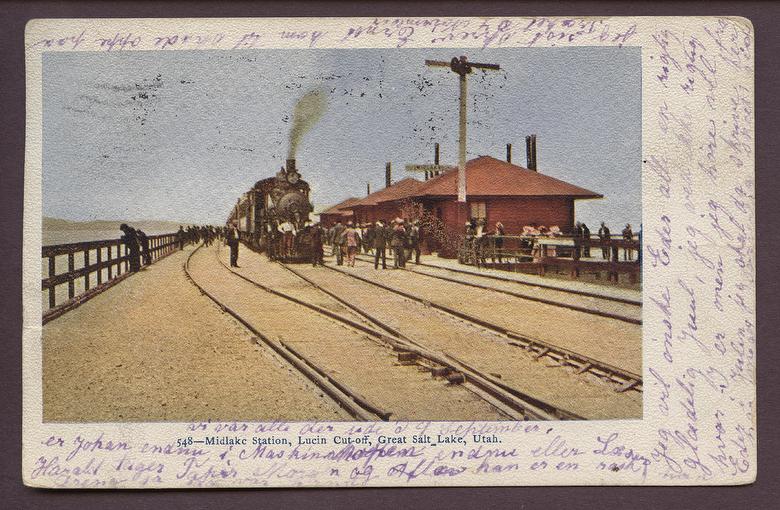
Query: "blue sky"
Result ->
[[43, 46, 641, 228]]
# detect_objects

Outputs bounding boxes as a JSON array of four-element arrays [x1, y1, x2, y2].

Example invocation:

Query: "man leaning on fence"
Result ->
[[137, 229, 151, 266], [598, 222, 610, 260], [120, 223, 141, 273]]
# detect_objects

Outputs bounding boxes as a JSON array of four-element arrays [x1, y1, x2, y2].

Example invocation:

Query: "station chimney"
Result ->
[[506, 143, 512, 163], [385, 162, 392, 188], [367, 182, 371, 196], [525, 135, 537, 171]]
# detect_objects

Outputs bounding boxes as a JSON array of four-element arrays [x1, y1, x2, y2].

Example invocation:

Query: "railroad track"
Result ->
[[183, 244, 384, 421], [320, 262, 643, 394], [187, 244, 578, 421], [350, 252, 641, 324]]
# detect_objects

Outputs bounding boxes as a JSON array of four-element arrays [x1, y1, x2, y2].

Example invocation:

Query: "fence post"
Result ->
[[96, 247, 103, 285], [67, 252, 75, 299], [108, 245, 114, 279], [48, 256, 56, 309], [84, 249, 90, 290]]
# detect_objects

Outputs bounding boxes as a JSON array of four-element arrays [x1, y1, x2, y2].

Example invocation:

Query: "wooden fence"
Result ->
[[42, 233, 179, 324], [458, 235, 641, 283]]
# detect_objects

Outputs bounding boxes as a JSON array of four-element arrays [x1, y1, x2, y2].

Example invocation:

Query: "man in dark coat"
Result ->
[[177, 225, 185, 250], [581, 222, 591, 258], [622, 223, 634, 261], [331, 220, 346, 266], [120, 223, 141, 272], [391, 219, 407, 268], [409, 220, 422, 264], [373, 220, 387, 269], [310, 223, 325, 267], [226, 225, 240, 267], [364, 223, 375, 255], [137, 229, 152, 266], [598, 222, 611, 260]]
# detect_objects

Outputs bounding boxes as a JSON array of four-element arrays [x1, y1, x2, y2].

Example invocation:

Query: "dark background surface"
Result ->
[[1, 2, 777, 508]]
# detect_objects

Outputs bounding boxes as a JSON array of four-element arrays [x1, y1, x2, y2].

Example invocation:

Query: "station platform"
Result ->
[[415, 255, 642, 304], [343, 249, 641, 305], [41, 245, 349, 423]]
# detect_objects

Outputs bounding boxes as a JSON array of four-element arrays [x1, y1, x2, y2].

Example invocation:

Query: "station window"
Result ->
[[470, 202, 487, 220]]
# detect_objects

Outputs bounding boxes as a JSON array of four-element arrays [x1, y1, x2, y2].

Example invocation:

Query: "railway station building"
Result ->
[[318, 197, 360, 227], [347, 177, 426, 225], [343, 155, 602, 237], [409, 155, 602, 234]]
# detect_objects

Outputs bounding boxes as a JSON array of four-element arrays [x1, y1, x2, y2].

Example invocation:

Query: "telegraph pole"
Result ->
[[425, 56, 500, 231]]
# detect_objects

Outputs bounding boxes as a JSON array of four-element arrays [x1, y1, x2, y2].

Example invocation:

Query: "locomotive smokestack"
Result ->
[[385, 162, 392, 188], [506, 143, 512, 163], [286, 158, 296, 173]]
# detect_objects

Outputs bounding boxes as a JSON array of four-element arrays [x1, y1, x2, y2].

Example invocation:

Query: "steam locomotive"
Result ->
[[228, 158, 314, 262]]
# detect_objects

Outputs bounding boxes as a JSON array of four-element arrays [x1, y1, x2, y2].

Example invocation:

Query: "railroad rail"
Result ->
[[183, 244, 385, 421], [206, 246, 583, 421], [42, 233, 179, 324], [321, 263, 643, 394], [351, 252, 641, 324], [276, 262, 602, 420]]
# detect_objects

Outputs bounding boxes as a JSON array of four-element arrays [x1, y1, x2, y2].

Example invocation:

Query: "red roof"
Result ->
[[320, 197, 361, 215], [346, 177, 425, 208], [407, 156, 602, 199]]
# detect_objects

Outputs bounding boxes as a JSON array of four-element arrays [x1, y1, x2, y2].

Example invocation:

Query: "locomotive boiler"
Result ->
[[228, 158, 314, 262]]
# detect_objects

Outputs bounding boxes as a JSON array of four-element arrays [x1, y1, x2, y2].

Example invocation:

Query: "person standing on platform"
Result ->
[[277, 219, 297, 259], [409, 220, 422, 264], [581, 222, 591, 258], [226, 224, 240, 267], [571, 236, 581, 278], [391, 218, 407, 269], [364, 223, 375, 255], [310, 223, 325, 267], [177, 225, 185, 250], [373, 220, 387, 269], [137, 229, 152, 266], [492, 221, 506, 264], [598, 222, 611, 260], [638, 224, 643, 266], [120, 223, 141, 273], [344, 221, 360, 267], [332, 220, 345, 265], [622, 223, 634, 261]]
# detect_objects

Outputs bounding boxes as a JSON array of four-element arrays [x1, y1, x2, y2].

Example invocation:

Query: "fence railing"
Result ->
[[458, 234, 641, 283], [42, 233, 180, 323]]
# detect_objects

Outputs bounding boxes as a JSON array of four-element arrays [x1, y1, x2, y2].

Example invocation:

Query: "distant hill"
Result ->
[[43, 217, 188, 232]]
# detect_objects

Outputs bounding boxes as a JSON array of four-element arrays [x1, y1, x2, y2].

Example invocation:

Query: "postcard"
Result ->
[[22, 16, 755, 487]]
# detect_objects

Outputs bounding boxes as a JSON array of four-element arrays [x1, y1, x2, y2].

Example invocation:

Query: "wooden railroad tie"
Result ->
[[446, 372, 466, 385], [430, 366, 452, 378], [397, 351, 418, 365]]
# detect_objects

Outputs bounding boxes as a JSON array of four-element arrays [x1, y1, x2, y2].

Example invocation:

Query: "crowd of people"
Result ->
[[325, 218, 423, 269], [119, 215, 638, 279], [118, 223, 230, 274], [461, 218, 640, 268]]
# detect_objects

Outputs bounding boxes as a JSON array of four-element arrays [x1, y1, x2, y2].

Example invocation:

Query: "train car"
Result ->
[[228, 158, 314, 262]]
